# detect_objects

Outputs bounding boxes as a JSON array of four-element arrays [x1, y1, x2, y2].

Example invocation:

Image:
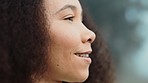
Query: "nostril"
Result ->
[[82, 30, 96, 43], [88, 38, 92, 43]]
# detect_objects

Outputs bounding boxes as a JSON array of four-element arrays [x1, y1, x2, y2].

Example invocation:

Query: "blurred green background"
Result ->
[[81, 0, 148, 83]]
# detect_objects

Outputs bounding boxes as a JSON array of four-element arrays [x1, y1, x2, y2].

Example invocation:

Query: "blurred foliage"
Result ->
[[80, 0, 148, 83], [81, 0, 141, 65]]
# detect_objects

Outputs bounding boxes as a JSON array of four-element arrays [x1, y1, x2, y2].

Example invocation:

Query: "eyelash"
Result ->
[[64, 15, 75, 21]]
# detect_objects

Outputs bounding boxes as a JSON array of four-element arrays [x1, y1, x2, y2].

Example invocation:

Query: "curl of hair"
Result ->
[[0, 0, 49, 83], [0, 0, 114, 83], [81, 6, 115, 83]]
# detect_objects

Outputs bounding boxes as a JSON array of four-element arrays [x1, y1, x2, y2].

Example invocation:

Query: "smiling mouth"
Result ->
[[75, 53, 89, 58], [74, 51, 92, 63]]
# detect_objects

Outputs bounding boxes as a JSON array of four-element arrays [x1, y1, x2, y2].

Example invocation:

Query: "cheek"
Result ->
[[48, 26, 81, 66], [59, 32, 79, 48], [50, 26, 81, 49], [48, 25, 81, 67]]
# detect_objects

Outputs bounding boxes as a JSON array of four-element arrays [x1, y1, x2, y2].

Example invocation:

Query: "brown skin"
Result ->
[[0, 0, 114, 83], [43, 0, 96, 82]]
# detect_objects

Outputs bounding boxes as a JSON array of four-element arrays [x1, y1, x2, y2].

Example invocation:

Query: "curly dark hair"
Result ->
[[82, 9, 114, 83], [0, 0, 114, 83]]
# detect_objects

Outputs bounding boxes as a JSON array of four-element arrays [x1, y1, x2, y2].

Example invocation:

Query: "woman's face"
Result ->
[[44, 0, 96, 82]]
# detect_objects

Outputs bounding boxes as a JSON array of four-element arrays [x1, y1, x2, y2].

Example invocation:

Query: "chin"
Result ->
[[64, 77, 88, 83], [77, 70, 89, 82], [65, 71, 89, 82], [79, 74, 89, 82]]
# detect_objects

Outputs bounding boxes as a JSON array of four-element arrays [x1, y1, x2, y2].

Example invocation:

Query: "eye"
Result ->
[[64, 15, 75, 22]]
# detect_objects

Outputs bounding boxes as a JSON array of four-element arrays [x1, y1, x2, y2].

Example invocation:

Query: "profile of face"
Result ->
[[43, 0, 96, 82]]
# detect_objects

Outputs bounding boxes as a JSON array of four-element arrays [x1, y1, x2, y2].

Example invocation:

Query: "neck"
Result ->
[[38, 81, 62, 83], [36, 79, 63, 83]]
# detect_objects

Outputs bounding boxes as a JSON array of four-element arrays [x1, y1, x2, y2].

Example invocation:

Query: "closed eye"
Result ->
[[64, 15, 75, 21]]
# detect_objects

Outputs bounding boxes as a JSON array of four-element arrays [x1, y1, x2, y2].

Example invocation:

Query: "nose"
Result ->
[[81, 24, 96, 44]]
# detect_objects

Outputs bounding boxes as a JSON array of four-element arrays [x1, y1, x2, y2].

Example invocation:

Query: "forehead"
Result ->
[[44, 0, 82, 14]]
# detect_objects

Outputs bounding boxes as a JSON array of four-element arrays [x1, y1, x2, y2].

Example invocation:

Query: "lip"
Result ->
[[74, 50, 92, 55], [74, 50, 92, 64]]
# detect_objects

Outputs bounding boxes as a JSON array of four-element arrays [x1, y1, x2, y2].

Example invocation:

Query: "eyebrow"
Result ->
[[55, 4, 83, 20], [55, 5, 77, 14]]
